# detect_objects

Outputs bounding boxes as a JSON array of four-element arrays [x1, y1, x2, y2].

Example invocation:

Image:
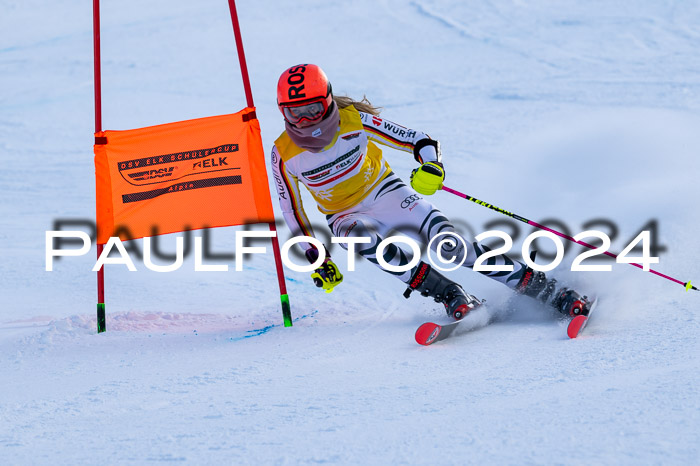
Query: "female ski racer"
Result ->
[[271, 64, 591, 320]]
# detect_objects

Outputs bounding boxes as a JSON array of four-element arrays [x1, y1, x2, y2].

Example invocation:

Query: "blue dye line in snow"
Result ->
[[229, 310, 318, 342]]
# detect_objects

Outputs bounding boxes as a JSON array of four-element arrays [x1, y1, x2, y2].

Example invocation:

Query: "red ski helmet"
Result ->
[[277, 64, 333, 126]]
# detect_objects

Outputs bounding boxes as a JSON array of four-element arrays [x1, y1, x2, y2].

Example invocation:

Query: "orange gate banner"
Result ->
[[94, 107, 274, 243]]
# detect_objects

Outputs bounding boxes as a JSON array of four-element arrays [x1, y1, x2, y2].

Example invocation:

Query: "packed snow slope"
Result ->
[[1, 0, 699, 464]]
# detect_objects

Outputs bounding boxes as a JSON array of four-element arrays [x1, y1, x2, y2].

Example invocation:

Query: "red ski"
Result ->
[[567, 298, 598, 339], [416, 297, 599, 344], [415, 297, 485, 346], [415, 320, 464, 346]]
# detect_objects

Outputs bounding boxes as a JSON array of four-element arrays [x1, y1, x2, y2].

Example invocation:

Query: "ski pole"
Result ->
[[441, 185, 697, 292]]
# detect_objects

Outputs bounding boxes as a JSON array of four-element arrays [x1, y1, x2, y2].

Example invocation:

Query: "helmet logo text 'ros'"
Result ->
[[286, 64, 308, 100]]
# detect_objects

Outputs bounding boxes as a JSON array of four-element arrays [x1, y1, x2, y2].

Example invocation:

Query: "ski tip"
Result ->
[[415, 322, 442, 346], [567, 315, 588, 339]]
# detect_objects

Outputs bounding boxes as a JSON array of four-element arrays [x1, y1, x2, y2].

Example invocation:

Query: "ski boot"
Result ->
[[516, 266, 592, 317], [550, 287, 592, 317], [404, 262, 482, 320]]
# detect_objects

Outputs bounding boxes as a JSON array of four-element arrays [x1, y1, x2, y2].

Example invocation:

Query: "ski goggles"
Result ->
[[282, 99, 328, 125]]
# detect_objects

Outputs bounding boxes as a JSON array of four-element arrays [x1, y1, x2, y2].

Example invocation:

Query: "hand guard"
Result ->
[[311, 258, 344, 293], [410, 161, 445, 195]]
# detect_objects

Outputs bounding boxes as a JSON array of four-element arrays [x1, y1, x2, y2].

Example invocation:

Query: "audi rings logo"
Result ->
[[401, 194, 421, 209]]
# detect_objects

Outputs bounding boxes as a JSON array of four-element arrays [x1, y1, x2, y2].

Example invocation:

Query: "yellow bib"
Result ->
[[274, 105, 390, 214]]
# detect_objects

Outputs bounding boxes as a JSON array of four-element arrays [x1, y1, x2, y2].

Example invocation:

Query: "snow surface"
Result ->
[[1, 0, 699, 463]]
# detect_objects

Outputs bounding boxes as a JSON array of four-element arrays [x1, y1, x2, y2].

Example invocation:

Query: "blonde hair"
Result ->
[[333, 95, 382, 116]]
